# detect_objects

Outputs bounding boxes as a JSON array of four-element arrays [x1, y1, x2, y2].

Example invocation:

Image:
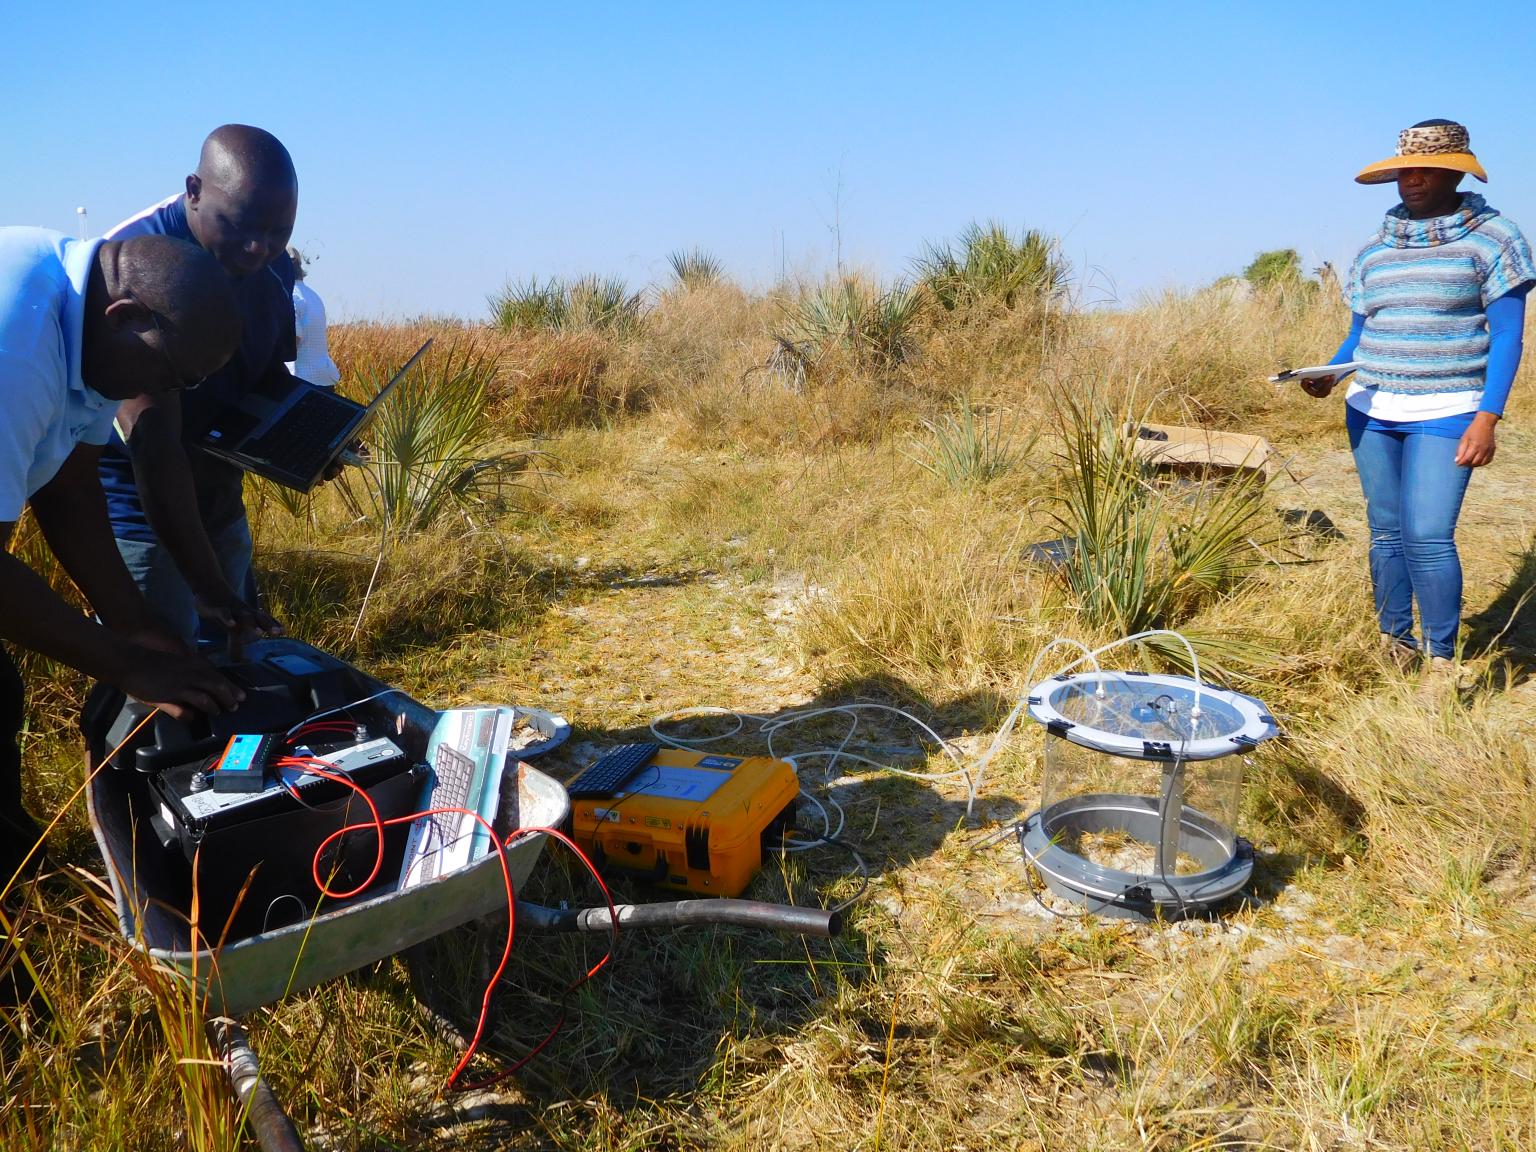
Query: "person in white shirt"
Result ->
[[286, 246, 340, 388], [0, 228, 245, 892]]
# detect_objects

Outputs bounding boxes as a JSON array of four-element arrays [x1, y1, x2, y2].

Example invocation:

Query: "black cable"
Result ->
[[1012, 824, 1138, 920], [772, 828, 870, 914]]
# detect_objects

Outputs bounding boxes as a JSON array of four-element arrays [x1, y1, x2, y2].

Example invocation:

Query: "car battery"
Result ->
[[568, 747, 799, 896], [147, 736, 423, 941]]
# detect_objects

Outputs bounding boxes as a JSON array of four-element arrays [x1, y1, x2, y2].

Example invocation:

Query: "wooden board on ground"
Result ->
[[1127, 422, 1277, 480]]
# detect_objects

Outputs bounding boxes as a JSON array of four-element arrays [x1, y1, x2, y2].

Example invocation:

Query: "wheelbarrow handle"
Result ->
[[516, 898, 843, 938]]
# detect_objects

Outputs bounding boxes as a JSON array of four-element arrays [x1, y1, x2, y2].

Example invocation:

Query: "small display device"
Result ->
[[209, 734, 275, 793]]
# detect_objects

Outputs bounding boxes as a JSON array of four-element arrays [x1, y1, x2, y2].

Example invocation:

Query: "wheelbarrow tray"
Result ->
[[84, 639, 571, 1018]]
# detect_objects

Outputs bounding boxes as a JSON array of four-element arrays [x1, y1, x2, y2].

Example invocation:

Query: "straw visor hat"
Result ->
[[1356, 120, 1488, 185]]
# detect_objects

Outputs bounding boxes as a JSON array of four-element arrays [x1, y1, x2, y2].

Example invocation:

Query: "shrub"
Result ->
[[775, 277, 924, 374], [667, 247, 726, 291], [489, 274, 645, 335], [1243, 248, 1308, 289], [915, 221, 1069, 312]]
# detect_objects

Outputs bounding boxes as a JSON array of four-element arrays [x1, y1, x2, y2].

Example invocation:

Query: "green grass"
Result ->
[[903, 398, 1032, 490]]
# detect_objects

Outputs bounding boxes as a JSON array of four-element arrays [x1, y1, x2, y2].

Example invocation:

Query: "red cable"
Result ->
[[284, 723, 358, 744], [273, 756, 386, 899], [453, 825, 619, 1093], [272, 753, 619, 1090]]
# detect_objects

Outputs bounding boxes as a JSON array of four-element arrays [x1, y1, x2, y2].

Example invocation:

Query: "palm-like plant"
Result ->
[[1052, 398, 1273, 641], [565, 275, 644, 334], [488, 276, 568, 331], [916, 221, 1069, 312], [776, 277, 924, 373], [906, 399, 1032, 489], [488, 275, 645, 335], [338, 342, 544, 534], [666, 248, 726, 291]]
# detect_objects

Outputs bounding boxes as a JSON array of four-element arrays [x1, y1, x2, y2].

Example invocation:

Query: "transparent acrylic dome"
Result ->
[[1020, 671, 1278, 917]]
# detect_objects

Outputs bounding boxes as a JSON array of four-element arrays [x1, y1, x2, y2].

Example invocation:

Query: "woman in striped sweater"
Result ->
[[1306, 120, 1535, 672]]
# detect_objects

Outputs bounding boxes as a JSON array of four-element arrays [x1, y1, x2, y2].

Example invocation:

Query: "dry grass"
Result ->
[[6, 270, 1536, 1151]]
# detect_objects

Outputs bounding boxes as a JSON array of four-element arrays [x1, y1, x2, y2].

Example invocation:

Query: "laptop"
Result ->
[[199, 338, 432, 492]]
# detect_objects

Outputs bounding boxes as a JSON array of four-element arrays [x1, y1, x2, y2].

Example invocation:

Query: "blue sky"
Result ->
[[5, 2, 1533, 319]]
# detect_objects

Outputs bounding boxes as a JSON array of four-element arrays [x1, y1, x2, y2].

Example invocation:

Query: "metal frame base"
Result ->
[[1020, 792, 1253, 920]]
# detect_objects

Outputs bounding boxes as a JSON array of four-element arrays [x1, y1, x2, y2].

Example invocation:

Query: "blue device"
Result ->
[[209, 734, 275, 793]]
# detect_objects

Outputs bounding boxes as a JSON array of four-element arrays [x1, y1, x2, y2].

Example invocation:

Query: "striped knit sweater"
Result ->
[[1346, 193, 1535, 410]]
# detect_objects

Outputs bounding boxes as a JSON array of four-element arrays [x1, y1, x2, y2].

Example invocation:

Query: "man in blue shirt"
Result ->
[[100, 125, 300, 646], [1, 228, 245, 889]]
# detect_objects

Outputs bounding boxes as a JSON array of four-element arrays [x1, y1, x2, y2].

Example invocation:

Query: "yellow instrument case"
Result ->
[[569, 748, 799, 896]]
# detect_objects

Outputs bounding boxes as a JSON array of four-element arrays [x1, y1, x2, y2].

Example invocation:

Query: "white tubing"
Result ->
[[646, 628, 1206, 830]]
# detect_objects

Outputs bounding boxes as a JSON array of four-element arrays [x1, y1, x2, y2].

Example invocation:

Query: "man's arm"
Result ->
[[0, 521, 241, 718], [115, 392, 279, 637], [29, 442, 165, 636]]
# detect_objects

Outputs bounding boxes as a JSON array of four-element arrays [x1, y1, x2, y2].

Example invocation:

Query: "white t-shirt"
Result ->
[[0, 229, 117, 521], [287, 280, 340, 388]]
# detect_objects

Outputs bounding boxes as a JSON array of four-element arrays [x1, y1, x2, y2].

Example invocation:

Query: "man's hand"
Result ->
[[1301, 374, 1337, 398], [1456, 412, 1499, 468], [193, 586, 284, 662], [322, 440, 369, 482], [120, 646, 244, 720]]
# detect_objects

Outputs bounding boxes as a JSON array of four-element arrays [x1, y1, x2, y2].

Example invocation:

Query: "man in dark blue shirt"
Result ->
[[100, 125, 299, 646]]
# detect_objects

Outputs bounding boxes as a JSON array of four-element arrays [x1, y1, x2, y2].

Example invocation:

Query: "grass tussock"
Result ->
[[914, 220, 1069, 314], [774, 276, 925, 376], [9, 244, 1536, 1151], [488, 274, 646, 336]]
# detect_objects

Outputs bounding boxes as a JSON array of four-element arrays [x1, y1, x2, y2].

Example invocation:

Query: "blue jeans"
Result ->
[[115, 515, 256, 648], [1347, 407, 1473, 659]]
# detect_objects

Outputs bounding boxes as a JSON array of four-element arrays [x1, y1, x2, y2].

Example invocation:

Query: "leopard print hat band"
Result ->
[[1356, 119, 1488, 185], [1397, 122, 1472, 156]]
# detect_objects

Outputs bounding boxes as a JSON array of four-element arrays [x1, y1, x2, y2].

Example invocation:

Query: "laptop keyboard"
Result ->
[[419, 744, 480, 881], [242, 390, 358, 478]]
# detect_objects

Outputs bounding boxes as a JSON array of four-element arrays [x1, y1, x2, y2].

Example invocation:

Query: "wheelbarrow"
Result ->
[[81, 639, 839, 1151]]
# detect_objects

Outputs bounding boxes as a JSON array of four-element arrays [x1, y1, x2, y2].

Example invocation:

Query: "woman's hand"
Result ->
[[1456, 412, 1499, 468], [1301, 374, 1336, 398]]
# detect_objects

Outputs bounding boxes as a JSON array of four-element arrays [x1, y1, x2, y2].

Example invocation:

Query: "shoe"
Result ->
[[1417, 655, 1461, 705], [1378, 632, 1420, 673]]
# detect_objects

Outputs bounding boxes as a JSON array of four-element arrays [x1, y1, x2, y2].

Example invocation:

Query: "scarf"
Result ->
[[1379, 192, 1500, 249]]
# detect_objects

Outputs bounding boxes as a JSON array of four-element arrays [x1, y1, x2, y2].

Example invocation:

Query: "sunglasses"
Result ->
[[131, 294, 209, 392]]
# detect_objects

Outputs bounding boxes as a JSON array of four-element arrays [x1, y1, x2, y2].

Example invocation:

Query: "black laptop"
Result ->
[[199, 339, 431, 492]]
